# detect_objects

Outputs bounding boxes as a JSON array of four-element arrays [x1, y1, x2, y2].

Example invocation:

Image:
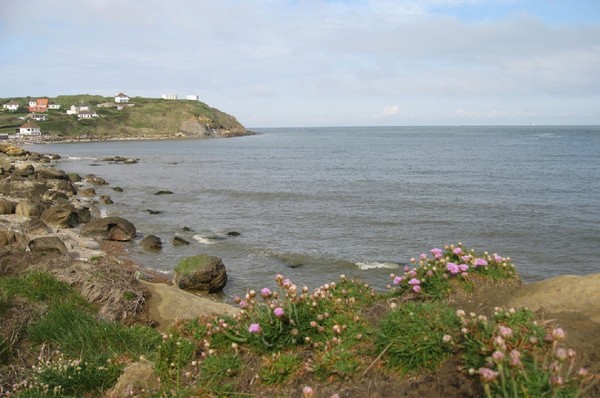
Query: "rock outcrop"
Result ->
[[80, 216, 137, 241], [173, 254, 228, 293]]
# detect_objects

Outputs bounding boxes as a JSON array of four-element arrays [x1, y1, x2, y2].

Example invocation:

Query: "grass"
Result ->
[[2, 245, 598, 397]]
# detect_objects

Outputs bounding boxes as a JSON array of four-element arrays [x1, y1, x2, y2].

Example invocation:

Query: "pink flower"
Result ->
[[494, 255, 502, 262], [408, 278, 420, 285], [248, 323, 261, 333], [446, 262, 459, 274], [282, 278, 292, 288], [509, 350, 522, 368], [239, 300, 248, 309], [459, 263, 469, 272], [302, 386, 314, 397], [492, 350, 505, 363], [453, 247, 463, 255], [499, 326, 513, 339], [551, 328, 566, 341], [393, 276, 403, 285], [419, 253, 427, 260], [478, 367, 498, 383], [412, 285, 421, 293], [474, 258, 488, 267], [431, 248, 443, 259], [461, 255, 471, 262], [274, 307, 285, 317], [260, 287, 272, 298]]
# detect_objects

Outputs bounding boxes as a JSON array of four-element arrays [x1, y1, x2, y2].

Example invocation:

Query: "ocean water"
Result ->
[[29, 126, 600, 297]]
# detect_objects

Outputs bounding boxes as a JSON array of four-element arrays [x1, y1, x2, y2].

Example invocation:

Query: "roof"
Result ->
[[20, 121, 40, 129], [115, 92, 129, 97]]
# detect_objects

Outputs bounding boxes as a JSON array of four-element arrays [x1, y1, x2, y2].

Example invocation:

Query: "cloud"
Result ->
[[0, 0, 599, 126]]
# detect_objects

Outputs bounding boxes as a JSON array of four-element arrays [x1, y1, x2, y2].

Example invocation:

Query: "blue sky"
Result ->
[[1, 0, 599, 127]]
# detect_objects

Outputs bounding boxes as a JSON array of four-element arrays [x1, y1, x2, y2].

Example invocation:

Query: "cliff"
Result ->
[[0, 95, 253, 140]]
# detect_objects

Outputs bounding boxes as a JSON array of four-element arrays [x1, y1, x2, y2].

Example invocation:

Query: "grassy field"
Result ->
[[0, 95, 247, 138]]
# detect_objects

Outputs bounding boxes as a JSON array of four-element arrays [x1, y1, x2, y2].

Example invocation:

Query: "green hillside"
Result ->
[[0, 95, 251, 139]]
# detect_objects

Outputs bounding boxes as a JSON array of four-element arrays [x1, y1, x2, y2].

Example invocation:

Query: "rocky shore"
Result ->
[[1, 141, 599, 396], [0, 142, 238, 327]]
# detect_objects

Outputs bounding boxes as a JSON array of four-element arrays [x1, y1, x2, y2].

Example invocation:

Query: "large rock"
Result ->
[[0, 198, 15, 214], [173, 254, 227, 293], [41, 204, 80, 229], [139, 234, 162, 251], [14, 164, 35, 177], [0, 229, 19, 247], [23, 218, 51, 235], [80, 216, 136, 241], [36, 167, 67, 180], [28, 236, 69, 256]]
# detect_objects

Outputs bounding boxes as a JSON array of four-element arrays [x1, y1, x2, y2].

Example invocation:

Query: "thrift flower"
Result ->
[[302, 386, 314, 397], [453, 247, 463, 255], [393, 276, 403, 285], [499, 326, 513, 339], [260, 287, 271, 298], [479, 367, 498, 383], [274, 307, 285, 317], [474, 258, 488, 267], [412, 285, 421, 293], [248, 323, 261, 334], [459, 263, 469, 272], [446, 262, 459, 275], [408, 278, 420, 285]]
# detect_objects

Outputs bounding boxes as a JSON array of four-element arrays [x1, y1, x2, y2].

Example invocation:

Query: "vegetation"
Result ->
[[1, 244, 597, 397], [0, 95, 247, 138]]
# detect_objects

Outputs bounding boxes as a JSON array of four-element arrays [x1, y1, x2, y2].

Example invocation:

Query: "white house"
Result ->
[[66, 105, 78, 115], [3, 101, 20, 111], [78, 110, 98, 119], [17, 121, 41, 136], [48, 103, 61, 110], [115, 92, 130, 103], [161, 94, 177, 100], [31, 113, 47, 121], [186, 95, 199, 101]]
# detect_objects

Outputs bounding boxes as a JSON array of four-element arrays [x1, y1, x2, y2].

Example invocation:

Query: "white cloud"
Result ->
[[382, 105, 400, 116]]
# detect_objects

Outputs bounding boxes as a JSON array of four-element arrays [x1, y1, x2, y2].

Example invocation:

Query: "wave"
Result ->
[[192, 234, 228, 244], [356, 261, 401, 270]]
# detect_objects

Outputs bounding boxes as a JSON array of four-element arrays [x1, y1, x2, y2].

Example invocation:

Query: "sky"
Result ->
[[1, 0, 599, 127]]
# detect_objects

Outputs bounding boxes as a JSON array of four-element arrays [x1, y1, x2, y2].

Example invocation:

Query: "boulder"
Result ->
[[100, 195, 113, 204], [85, 174, 108, 185], [140, 235, 162, 251], [45, 179, 77, 195], [0, 156, 11, 173], [36, 167, 66, 180], [0, 198, 15, 214], [80, 187, 97, 197], [154, 190, 174, 195], [41, 204, 80, 229], [172, 236, 190, 246], [104, 360, 159, 398], [43, 190, 70, 204], [0, 229, 18, 247], [0, 179, 48, 200], [67, 172, 82, 183], [28, 236, 69, 256], [80, 216, 136, 241], [23, 218, 51, 235], [14, 164, 35, 177], [173, 254, 227, 293], [4, 145, 27, 157], [15, 199, 45, 218]]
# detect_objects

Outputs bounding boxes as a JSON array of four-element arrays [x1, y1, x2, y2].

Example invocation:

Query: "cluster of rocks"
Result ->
[[0, 142, 232, 324]]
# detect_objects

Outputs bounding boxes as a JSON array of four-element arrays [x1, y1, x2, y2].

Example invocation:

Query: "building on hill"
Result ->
[[186, 95, 199, 101], [161, 94, 177, 100], [78, 109, 98, 119], [115, 92, 130, 103], [28, 98, 49, 113], [31, 113, 47, 121], [48, 103, 61, 110], [3, 100, 20, 112], [17, 121, 41, 136]]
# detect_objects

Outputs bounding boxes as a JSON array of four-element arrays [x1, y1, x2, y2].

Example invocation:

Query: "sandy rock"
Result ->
[[14, 164, 35, 177], [36, 166, 66, 180], [104, 360, 159, 398], [85, 174, 108, 185], [138, 279, 239, 331], [0, 229, 19, 247], [79, 187, 96, 197], [23, 218, 51, 235], [28, 236, 70, 256], [173, 254, 227, 293], [508, 274, 600, 324], [80, 216, 136, 241], [172, 236, 190, 246]]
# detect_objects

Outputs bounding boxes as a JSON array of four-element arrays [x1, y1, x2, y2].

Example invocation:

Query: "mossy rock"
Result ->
[[173, 254, 227, 293]]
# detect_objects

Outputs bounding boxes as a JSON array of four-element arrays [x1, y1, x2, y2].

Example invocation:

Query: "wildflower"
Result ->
[[442, 335, 453, 343], [420, 253, 427, 260], [274, 307, 285, 317], [456, 309, 466, 318], [393, 276, 403, 285], [408, 278, 420, 285], [431, 248, 443, 258], [577, 368, 589, 377], [551, 328, 566, 341], [459, 263, 469, 272], [248, 323, 261, 334], [555, 348, 568, 361], [479, 367, 498, 383], [239, 300, 248, 309], [453, 247, 463, 255], [550, 375, 564, 387], [474, 258, 488, 267], [499, 326, 513, 339], [492, 351, 505, 363], [509, 350, 522, 368], [260, 287, 272, 298], [302, 386, 314, 397], [446, 262, 460, 275], [412, 285, 421, 293]]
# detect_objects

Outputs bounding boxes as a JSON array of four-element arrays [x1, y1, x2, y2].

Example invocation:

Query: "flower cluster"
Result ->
[[459, 307, 595, 397], [388, 243, 517, 298]]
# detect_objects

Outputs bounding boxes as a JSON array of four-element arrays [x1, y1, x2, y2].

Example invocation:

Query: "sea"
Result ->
[[27, 126, 600, 298]]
